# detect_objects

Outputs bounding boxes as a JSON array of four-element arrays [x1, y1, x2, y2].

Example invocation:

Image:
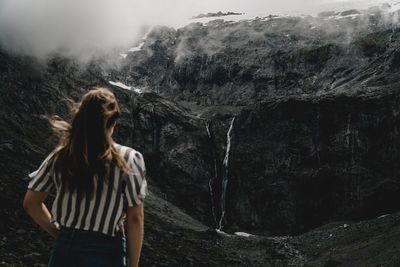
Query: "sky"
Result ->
[[0, 0, 390, 60]]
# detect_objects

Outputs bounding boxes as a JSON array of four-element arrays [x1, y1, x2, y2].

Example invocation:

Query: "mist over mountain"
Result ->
[[2, 1, 400, 267], [0, 0, 392, 60]]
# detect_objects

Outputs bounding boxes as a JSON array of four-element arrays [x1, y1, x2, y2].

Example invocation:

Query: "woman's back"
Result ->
[[28, 143, 147, 236]]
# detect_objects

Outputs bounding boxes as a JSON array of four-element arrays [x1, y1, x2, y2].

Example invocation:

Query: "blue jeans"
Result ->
[[48, 227, 126, 267]]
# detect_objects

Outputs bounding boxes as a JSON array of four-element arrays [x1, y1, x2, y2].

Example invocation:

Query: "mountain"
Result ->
[[191, 12, 243, 19], [2, 3, 400, 266], [112, 3, 400, 234]]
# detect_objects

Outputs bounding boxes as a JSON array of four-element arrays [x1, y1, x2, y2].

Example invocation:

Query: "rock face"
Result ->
[[114, 7, 400, 109], [228, 91, 400, 235], [109, 6, 400, 235], [2, 4, 400, 266]]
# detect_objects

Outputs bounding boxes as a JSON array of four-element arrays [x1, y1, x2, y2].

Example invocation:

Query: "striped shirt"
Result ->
[[27, 143, 147, 236]]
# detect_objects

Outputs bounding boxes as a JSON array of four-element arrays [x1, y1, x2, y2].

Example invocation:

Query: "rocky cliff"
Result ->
[[110, 4, 400, 235], [113, 5, 400, 108]]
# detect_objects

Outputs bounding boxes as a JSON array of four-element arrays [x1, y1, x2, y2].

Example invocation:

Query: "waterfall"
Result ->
[[151, 104, 159, 152], [206, 120, 219, 227], [128, 91, 136, 147], [315, 109, 321, 164], [345, 113, 351, 147], [345, 113, 355, 165], [218, 117, 236, 231], [205, 117, 236, 231]]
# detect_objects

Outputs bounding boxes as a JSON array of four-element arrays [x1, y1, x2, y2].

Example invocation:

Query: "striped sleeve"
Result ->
[[124, 150, 148, 207], [27, 152, 56, 193]]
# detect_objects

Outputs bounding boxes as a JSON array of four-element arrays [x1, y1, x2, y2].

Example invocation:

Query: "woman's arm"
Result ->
[[126, 204, 144, 267], [23, 190, 59, 238]]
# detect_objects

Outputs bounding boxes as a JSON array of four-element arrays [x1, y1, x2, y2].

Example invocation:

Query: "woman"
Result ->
[[23, 87, 147, 267]]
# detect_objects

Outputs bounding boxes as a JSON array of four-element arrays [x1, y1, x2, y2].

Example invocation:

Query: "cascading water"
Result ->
[[205, 120, 219, 227], [129, 91, 136, 146], [150, 104, 161, 152], [206, 117, 236, 232], [315, 109, 321, 164], [218, 117, 235, 231]]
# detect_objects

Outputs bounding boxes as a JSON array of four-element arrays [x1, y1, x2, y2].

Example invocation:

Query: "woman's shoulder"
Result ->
[[113, 142, 144, 162]]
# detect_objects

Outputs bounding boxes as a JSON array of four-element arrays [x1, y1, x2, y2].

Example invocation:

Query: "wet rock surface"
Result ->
[[227, 90, 400, 235]]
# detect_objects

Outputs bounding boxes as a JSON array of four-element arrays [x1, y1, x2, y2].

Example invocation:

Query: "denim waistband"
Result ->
[[58, 227, 119, 243]]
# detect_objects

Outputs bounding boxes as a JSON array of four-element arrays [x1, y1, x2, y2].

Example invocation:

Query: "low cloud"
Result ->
[[0, 0, 390, 61]]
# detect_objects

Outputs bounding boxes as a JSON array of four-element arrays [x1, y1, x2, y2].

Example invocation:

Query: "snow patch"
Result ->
[[109, 81, 144, 94], [378, 214, 390, 219], [119, 53, 128, 58], [127, 27, 152, 53], [187, 13, 290, 28], [234, 232, 253, 237], [108, 81, 131, 90], [216, 229, 230, 236], [323, 13, 361, 21], [128, 42, 144, 52], [132, 87, 143, 94]]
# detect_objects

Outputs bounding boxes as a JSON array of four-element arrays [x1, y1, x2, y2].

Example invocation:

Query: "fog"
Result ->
[[0, 0, 390, 60]]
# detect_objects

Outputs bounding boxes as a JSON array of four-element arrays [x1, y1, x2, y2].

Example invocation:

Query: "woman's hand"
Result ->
[[23, 190, 59, 238], [126, 204, 144, 267]]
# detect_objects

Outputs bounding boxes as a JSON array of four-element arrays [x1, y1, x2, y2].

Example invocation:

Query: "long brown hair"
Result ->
[[50, 87, 129, 199]]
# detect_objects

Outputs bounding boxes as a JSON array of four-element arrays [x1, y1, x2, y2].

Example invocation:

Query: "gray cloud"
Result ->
[[0, 0, 390, 60], [0, 0, 152, 60]]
